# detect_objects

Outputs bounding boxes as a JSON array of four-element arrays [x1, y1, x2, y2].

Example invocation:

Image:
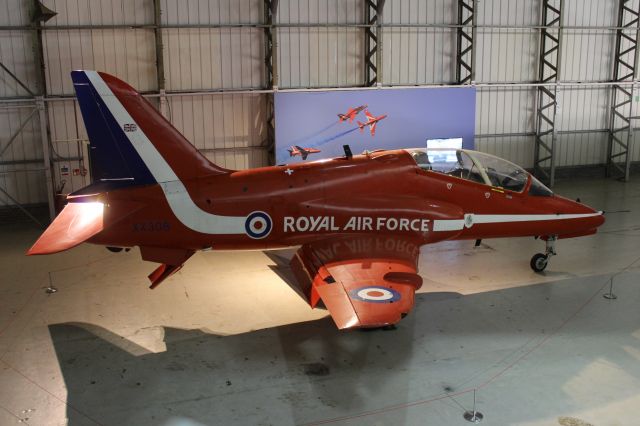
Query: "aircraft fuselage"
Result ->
[[87, 149, 603, 252]]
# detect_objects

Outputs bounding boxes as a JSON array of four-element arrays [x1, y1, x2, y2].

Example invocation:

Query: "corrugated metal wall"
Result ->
[[276, 0, 364, 87], [0, 0, 47, 207], [1, 0, 639, 211]]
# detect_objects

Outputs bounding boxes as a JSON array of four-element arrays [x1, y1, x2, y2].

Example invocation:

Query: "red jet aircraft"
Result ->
[[28, 71, 605, 330], [288, 145, 321, 160], [357, 110, 387, 136], [338, 105, 367, 123]]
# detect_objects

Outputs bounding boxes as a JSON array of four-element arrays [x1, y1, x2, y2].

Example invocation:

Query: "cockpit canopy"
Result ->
[[405, 148, 551, 195]]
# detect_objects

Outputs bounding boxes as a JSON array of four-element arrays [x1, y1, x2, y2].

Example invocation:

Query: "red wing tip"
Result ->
[[338, 321, 398, 331], [335, 313, 404, 330], [26, 243, 57, 256]]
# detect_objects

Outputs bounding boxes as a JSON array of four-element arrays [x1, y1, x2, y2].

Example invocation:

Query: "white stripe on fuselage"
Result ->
[[432, 212, 602, 232], [85, 71, 246, 235]]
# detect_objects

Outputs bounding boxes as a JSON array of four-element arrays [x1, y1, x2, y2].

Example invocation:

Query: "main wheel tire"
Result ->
[[530, 253, 548, 272]]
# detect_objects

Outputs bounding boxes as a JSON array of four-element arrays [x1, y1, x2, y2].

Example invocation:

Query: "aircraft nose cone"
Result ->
[[569, 197, 605, 228], [553, 195, 605, 233], [594, 210, 606, 227]]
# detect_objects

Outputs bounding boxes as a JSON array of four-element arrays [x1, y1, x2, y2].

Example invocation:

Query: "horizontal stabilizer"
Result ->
[[27, 202, 104, 255]]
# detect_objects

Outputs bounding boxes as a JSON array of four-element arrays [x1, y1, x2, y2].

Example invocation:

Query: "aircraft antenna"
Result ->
[[343, 144, 353, 159]]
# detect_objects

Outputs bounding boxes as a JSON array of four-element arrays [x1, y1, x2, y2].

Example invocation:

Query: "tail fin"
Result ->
[[357, 121, 365, 132], [71, 70, 228, 188]]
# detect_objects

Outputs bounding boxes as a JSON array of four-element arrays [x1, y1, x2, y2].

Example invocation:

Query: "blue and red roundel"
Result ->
[[245, 211, 272, 239], [349, 286, 401, 303]]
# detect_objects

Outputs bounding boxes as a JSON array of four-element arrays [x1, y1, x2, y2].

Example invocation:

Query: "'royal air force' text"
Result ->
[[283, 216, 430, 233]]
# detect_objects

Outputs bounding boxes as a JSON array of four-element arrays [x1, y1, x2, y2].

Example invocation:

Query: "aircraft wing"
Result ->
[[290, 236, 423, 329], [370, 122, 377, 136]]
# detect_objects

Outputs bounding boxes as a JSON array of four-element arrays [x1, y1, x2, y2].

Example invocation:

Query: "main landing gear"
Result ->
[[530, 235, 557, 273]]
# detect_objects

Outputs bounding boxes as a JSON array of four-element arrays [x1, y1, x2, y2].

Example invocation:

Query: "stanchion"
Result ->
[[603, 276, 617, 300], [463, 389, 484, 423], [45, 271, 58, 294]]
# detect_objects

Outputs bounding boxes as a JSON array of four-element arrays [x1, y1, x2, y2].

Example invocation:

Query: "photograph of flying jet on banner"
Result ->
[[338, 105, 367, 123], [288, 145, 321, 160], [357, 110, 387, 136], [274, 87, 476, 164]]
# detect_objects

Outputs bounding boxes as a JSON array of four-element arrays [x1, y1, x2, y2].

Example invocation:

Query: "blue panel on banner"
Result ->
[[274, 87, 476, 164]]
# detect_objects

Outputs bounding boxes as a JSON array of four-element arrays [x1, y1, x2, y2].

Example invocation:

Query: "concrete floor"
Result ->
[[1, 177, 639, 426]]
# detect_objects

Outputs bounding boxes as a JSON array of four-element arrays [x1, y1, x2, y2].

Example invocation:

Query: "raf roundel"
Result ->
[[349, 286, 401, 303], [245, 211, 272, 239]]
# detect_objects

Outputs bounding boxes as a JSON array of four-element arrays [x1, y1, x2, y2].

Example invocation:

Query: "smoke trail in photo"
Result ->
[[279, 121, 356, 159], [287, 120, 339, 147], [311, 126, 360, 146]]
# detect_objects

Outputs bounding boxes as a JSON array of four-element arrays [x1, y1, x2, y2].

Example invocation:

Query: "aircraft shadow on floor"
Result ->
[[50, 312, 421, 426], [49, 276, 640, 426]]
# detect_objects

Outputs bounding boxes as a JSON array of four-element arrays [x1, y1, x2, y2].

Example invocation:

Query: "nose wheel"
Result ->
[[530, 235, 557, 273], [530, 253, 549, 272]]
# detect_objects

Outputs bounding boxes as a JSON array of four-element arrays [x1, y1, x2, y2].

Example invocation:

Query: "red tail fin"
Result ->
[[72, 71, 229, 186]]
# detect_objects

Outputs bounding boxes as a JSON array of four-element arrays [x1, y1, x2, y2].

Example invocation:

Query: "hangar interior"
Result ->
[[1, 0, 640, 425]]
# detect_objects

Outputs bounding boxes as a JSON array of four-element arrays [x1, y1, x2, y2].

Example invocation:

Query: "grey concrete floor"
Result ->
[[1, 177, 639, 426]]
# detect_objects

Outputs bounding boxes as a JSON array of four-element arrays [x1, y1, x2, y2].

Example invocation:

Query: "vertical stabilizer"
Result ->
[[71, 70, 229, 188]]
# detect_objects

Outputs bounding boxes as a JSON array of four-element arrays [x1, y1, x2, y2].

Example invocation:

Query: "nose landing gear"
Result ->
[[530, 235, 557, 273]]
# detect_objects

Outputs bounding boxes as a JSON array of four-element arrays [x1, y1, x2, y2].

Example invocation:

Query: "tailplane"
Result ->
[[27, 201, 104, 255], [72, 70, 228, 189]]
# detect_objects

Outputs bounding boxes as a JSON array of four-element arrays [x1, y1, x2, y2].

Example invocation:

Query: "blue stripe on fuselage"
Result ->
[[71, 71, 156, 187]]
